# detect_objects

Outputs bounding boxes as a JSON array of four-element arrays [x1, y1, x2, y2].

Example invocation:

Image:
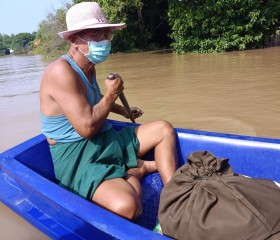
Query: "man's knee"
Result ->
[[112, 195, 142, 220], [157, 120, 175, 138]]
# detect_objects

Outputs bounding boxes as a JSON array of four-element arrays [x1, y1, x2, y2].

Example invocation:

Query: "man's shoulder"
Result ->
[[44, 57, 73, 78]]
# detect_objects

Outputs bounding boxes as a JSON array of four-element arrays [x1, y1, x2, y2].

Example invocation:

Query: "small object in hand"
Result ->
[[107, 73, 120, 80]]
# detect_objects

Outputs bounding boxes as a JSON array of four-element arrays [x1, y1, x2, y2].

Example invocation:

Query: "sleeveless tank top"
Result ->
[[40, 55, 112, 142]]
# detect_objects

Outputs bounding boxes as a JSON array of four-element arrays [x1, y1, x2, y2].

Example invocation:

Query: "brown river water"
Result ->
[[0, 46, 279, 239]]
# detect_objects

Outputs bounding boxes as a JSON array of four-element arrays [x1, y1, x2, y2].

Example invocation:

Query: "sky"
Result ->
[[0, 0, 72, 35]]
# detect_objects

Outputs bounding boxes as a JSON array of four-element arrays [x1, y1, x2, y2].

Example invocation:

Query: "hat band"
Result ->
[[68, 17, 109, 31]]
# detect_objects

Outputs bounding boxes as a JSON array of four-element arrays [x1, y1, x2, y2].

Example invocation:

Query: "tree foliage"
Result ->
[[11, 32, 36, 54], [32, 0, 171, 55], [0, 34, 13, 55], [2, 0, 279, 56], [168, 0, 280, 53], [33, 6, 71, 56], [73, 0, 171, 52]]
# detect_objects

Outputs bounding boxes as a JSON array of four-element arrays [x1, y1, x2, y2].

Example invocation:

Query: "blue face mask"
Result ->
[[77, 36, 111, 64]]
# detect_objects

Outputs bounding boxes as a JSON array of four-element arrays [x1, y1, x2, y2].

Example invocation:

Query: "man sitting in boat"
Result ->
[[39, 2, 177, 220]]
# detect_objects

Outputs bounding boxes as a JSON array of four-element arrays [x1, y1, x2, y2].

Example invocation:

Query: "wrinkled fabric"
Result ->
[[50, 127, 139, 200], [159, 151, 280, 240]]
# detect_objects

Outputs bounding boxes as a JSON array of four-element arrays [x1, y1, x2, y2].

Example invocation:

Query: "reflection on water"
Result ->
[[0, 47, 279, 238]]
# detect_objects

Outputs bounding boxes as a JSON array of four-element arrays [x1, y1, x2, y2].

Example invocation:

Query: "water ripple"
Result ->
[[0, 55, 48, 99]]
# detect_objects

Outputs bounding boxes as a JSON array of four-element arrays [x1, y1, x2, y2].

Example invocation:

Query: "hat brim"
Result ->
[[58, 23, 125, 40]]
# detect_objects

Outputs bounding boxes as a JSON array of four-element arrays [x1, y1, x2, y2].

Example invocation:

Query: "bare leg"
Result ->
[[92, 177, 142, 220], [92, 121, 176, 219], [126, 173, 142, 198], [126, 159, 157, 180], [135, 120, 177, 185]]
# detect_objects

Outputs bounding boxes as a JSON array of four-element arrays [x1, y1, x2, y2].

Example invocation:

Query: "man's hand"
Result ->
[[104, 74, 124, 101], [123, 107, 144, 120]]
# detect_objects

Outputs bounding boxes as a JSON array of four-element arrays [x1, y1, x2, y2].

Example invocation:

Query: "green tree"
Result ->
[[0, 34, 13, 49], [0, 34, 13, 55], [0, 34, 3, 46], [74, 0, 145, 52], [0, 42, 5, 56], [11, 33, 35, 54], [168, 0, 280, 53], [33, 0, 170, 55], [33, 3, 72, 56], [93, 0, 145, 52], [74, 0, 171, 52], [33, 5, 72, 56], [143, 0, 172, 48]]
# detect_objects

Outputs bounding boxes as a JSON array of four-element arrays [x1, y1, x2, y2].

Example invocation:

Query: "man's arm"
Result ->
[[42, 60, 123, 139], [110, 100, 144, 120]]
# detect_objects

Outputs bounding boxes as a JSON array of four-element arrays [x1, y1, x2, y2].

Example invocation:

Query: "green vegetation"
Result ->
[[168, 0, 280, 53], [32, 0, 171, 56], [1, 0, 279, 56], [12, 33, 36, 54], [0, 34, 11, 55], [0, 32, 36, 55], [78, 0, 171, 52], [32, 6, 71, 57]]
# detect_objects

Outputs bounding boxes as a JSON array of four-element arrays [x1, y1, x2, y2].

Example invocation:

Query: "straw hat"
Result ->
[[58, 2, 125, 40]]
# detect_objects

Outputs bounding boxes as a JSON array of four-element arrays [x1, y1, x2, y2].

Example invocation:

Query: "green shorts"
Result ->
[[50, 127, 139, 200]]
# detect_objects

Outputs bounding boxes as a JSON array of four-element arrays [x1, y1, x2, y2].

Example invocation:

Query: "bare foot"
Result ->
[[127, 159, 157, 180]]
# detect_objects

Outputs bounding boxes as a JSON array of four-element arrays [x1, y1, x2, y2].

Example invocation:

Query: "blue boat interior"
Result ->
[[1, 119, 280, 239]]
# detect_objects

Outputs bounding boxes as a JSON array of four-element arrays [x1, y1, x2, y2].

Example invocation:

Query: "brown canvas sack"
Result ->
[[158, 151, 280, 240]]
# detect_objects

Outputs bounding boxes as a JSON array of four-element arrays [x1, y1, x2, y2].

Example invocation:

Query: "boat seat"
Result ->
[[15, 138, 57, 183]]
